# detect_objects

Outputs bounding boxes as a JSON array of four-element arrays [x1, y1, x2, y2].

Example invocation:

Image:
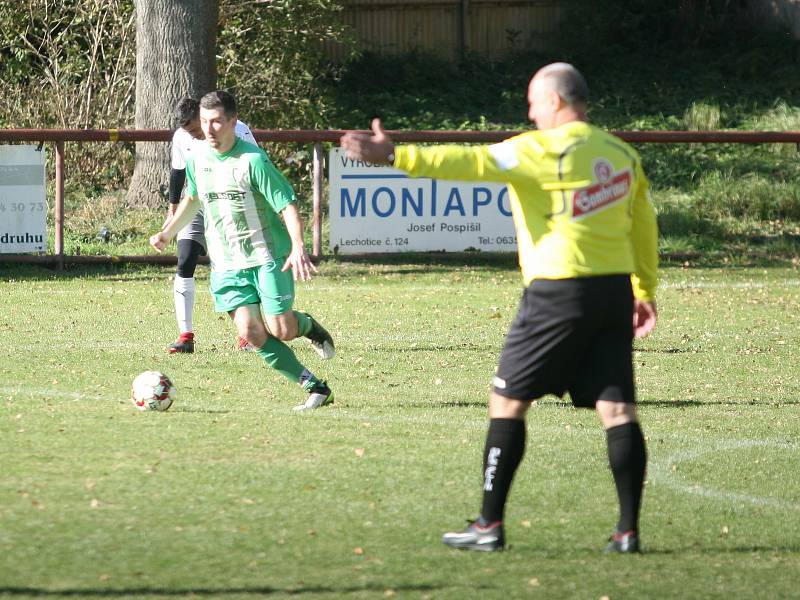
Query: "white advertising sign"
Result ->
[[0, 145, 46, 253], [329, 148, 516, 254]]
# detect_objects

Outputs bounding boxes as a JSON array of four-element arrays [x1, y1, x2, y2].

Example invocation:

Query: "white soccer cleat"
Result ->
[[293, 382, 334, 412]]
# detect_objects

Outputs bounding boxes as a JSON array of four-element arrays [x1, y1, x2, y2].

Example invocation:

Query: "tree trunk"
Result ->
[[126, 0, 218, 208]]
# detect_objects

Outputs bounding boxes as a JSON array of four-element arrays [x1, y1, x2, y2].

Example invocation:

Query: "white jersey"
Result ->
[[170, 120, 256, 170]]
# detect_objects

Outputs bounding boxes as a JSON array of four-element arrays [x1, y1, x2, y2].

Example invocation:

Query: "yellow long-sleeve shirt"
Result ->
[[393, 121, 659, 301]]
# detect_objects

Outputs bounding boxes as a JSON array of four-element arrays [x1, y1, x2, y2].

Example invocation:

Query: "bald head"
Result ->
[[533, 63, 589, 108], [527, 62, 589, 129]]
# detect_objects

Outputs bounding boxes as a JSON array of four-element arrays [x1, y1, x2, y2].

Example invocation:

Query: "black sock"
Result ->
[[606, 421, 647, 533], [479, 418, 526, 523]]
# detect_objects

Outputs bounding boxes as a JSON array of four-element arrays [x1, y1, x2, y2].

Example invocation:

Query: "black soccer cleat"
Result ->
[[604, 530, 641, 554], [306, 317, 335, 359], [442, 519, 505, 552], [168, 332, 194, 354]]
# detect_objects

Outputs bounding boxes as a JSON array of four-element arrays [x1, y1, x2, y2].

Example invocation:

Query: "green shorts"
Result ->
[[209, 260, 295, 315]]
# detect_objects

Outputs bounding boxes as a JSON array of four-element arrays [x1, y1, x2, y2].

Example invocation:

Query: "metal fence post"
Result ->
[[54, 140, 65, 271], [312, 142, 323, 259]]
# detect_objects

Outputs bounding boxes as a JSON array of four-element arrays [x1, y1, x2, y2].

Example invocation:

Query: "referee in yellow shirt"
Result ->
[[341, 62, 658, 553]]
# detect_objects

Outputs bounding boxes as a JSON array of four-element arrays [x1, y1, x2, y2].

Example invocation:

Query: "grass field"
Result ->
[[2, 259, 800, 599]]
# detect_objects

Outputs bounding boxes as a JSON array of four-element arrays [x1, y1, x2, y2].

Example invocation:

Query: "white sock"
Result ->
[[173, 275, 195, 333]]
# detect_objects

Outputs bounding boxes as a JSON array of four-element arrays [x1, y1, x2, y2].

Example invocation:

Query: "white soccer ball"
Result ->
[[131, 371, 176, 412]]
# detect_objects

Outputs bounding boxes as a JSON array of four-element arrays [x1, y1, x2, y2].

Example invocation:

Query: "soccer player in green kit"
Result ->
[[341, 63, 658, 552], [151, 90, 335, 411]]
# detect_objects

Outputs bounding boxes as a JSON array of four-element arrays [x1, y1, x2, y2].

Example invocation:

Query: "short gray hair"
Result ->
[[535, 62, 589, 107]]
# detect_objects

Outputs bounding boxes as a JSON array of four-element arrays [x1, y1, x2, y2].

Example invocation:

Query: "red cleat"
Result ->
[[168, 332, 195, 354]]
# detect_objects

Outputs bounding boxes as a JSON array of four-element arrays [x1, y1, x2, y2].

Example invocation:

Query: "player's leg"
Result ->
[[254, 262, 333, 411], [169, 211, 207, 353], [261, 310, 333, 411], [441, 392, 528, 552], [597, 401, 645, 553], [443, 281, 576, 552], [571, 276, 645, 553], [230, 304, 311, 384], [265, 307, 334, 359], [294, 310, 335, 359], [168, 238, 206, 353]]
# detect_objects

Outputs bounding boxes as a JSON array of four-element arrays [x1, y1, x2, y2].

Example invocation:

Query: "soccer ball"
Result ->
[[131, 371, 176, 411]]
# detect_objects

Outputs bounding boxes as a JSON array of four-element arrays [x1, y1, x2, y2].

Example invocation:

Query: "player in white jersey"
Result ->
[[165, 97, 257, 353], [150, 90, 335, 411]]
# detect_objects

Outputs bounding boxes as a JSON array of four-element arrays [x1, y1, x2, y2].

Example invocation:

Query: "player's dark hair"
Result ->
[[200, 90, 237, 119], [174, 97, 200, 128]]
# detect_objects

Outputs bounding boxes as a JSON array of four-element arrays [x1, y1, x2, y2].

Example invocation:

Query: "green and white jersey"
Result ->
[[185, 138, 294, 271]]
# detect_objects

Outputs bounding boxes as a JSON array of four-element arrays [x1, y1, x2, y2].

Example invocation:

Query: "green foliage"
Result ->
[[557, 0, 761, 54], [216, 0, 355, 199], [323, 34, 800, 261], [218, 0, 350, 129], [2, 263, 800, 597], [58, 188, 163, 255], [323, 50, 538, 130], [4, 1, 800, 260], [0, 0, 137, 190], [683, 101, 723, 131], [0, 0, 354, 195]]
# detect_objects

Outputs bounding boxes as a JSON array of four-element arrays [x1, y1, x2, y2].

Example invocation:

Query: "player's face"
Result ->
[[183, 118, 204, 140], [200, 107, 236, 152], [527, 77, 558, 130]]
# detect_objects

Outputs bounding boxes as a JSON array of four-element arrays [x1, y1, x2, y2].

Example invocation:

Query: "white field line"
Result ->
[[0, 385, 102, 400], [649, 439, 800, 511], [661, 279, 800, 290]]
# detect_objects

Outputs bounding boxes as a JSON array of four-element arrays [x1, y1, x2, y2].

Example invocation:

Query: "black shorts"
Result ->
[[493, 275, 635, 408]]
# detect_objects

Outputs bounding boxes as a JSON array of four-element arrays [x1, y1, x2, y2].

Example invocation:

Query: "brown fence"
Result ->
[[1, 128, 800, 270], [324, 0, 562, 61]]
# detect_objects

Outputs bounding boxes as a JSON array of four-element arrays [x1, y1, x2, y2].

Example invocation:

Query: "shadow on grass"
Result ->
[[327, 252, 518, 271], [432, 400, 488, 408], [635, 347, 697, 354], [0, 263, 173, 282], [626, 544, 800, 555], [0, 252, 520, 282], [0, 583, 441, 597], [374, 343, 498, 353], [171, 407, 232, 414]]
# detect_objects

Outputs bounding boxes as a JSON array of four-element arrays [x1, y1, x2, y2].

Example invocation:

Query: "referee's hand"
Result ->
[[633, 300, 657, 338], [340, 118, 395, 165]]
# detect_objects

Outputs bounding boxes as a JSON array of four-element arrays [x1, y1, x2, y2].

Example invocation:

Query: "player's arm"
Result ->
[[150, 194, 201, 253], [249, 151, 317, 281], [150, 156, 201, 253], [165, 132, 188, 226], [280, 203, 318, 282], [168, 168, 186, 208], [629, 162, 659, 337], [340, 118, 526, 184]]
